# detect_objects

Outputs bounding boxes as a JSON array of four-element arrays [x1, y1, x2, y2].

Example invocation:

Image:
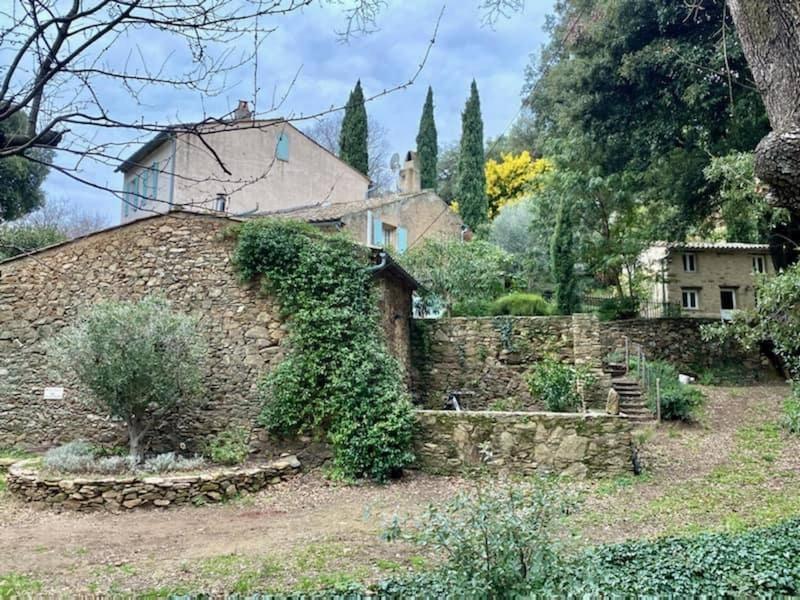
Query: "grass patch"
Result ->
[[0, 573, 42, 597]]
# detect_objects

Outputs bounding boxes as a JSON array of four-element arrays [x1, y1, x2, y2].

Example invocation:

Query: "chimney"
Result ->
[[233, 100, 252, 121], [398, 150, 421, 194]]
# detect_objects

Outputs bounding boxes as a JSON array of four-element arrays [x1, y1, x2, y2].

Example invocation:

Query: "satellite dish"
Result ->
[[389, 153, 401, 171]]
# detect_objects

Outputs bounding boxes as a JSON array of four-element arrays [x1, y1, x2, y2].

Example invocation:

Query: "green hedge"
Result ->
[[451, 293, 553, 317]]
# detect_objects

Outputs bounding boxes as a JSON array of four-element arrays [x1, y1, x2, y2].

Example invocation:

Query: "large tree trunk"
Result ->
[[727, 1, 800, 214]]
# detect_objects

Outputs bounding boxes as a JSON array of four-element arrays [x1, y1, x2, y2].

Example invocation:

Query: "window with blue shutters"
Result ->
[[372, 217, 384, 246], [397, 227, 408, 254], [276, 132, 289, 161]]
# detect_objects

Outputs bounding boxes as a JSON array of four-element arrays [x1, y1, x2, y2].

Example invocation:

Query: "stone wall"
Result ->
[[410, 315, 610, 410], [414, 410, 632, 478], [0, 212, 412, 452], [7, 455, 300, 511], [599, 318, 764, 376]]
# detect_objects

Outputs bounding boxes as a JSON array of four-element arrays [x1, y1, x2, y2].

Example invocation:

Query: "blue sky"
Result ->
[[43, 0, 555, 224]]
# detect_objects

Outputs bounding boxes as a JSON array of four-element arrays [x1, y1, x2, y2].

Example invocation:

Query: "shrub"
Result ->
[[782, 386, 800, 434], [93, 456, 137, 475], [400, 237, 515, 313], [489, 292, 552, 316], [549, 518, 800, 596], [596, 296, 639, 321], [48, 296, 206, 462], [206, 427, 250, 466], [450, 299, 493, 317], [233, 219, 414, 481], [526, 358, 596, 412], [42, 440, 96, 473], [142, 452, 205, 473], [642, 360, 705, 421], [383, 478, 575, 597]]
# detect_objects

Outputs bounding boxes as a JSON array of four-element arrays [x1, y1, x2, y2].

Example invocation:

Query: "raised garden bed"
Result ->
[[6, 455, 301, 511]]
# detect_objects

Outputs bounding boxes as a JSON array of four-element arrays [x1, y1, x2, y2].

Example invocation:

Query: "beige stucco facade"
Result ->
[[640, 242, 772, 319], [345, 191, 464, 251], [258, 191, 464, 253], [119, 120, 370, 224]]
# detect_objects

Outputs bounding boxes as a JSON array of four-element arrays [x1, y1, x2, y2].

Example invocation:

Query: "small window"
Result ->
[[753, 255, 766, 274], [214, 193, 227, 212], [682, 253, 697, 272], [382, 223, 397, 249], [681, 289, 699, 310], [276, 132, 289, 161], [720, 289, 736, 311]]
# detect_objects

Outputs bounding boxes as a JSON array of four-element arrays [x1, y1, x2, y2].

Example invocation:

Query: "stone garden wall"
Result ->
[[599, 318, 764, 376], [7, 455, 300, 511], [0, 212, 411, 453], [414, 410, 632, 478], [410, 315, 610, 410]]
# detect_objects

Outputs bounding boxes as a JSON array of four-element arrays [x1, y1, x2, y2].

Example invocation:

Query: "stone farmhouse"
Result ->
[[257, 190, 464, 253], [117, 101, 370, 224], [0, 211, 417, 451], [639, 241, 773, 319]]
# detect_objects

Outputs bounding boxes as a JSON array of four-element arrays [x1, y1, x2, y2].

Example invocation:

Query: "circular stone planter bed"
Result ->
[[6, 455, 301, 511]]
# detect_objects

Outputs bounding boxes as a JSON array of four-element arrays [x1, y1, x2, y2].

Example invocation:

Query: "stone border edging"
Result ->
[[7, 455, 301, 511]]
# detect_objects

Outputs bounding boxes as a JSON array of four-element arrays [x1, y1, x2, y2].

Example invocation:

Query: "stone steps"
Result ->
[[611, 377, 653, 422]]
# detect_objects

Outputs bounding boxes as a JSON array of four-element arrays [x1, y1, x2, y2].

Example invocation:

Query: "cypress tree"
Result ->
[[339, 80, 369, 177], [416, 86, 438, 190], [456, 80, 488, 230], [551, 198, 579, 315]]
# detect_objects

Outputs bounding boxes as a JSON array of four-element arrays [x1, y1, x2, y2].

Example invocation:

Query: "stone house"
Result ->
[[0, 211, 417, 451], [256, 189, 464, 253], [117, 101, 370, 224], [639, 242, 773, 319]]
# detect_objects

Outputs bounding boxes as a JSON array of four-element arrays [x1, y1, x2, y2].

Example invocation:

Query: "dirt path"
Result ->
[[1, 384, 797, 595], [0, 471, 466, 594]]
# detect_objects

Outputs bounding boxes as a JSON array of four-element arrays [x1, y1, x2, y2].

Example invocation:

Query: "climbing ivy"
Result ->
[[232, 219, 414, 481]]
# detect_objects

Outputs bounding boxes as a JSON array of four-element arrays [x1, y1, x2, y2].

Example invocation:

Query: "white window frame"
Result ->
[[753, 255, 767, 274], [681, 289, 699, 310], [214, 194, 227, 212], [682, 252, 697, 272]]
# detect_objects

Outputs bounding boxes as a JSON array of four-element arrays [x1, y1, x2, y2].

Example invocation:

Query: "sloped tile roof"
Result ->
[[254, 191, 435, 223]]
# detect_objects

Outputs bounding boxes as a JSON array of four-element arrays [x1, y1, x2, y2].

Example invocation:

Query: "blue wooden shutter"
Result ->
[[397, 227, 408, 254], [372, 217, 384, 246], [276, 133, 289, 161], [139, 172, 148, 207], [150, 161, 159, 201], [123, 180, 131, 216]]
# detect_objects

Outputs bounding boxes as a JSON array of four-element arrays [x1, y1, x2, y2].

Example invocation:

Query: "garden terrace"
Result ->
[[6, 455, 300, 511]]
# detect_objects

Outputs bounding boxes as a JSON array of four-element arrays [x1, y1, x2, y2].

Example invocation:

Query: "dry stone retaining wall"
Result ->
[[7, 455, 300, 511], [410, 315, 610, 410], [414, 410, 632, 478], [599, 318, 764, 376]]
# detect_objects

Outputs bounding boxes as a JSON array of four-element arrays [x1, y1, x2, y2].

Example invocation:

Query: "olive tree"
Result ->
[[49, 296, 205, 461]]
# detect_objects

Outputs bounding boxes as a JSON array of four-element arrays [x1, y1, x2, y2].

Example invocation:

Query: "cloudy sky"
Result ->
[[43, 0, 555, 224]]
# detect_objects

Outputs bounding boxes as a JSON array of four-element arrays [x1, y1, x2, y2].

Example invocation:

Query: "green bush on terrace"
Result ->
[[232, 219, 414, 482], [451, 293, 553, 317]]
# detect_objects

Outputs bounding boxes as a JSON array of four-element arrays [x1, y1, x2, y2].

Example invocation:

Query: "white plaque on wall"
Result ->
[[43, 387, 65, 400]]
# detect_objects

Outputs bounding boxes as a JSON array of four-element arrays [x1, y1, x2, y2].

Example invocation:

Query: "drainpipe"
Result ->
[[367, 251, 388, 273]]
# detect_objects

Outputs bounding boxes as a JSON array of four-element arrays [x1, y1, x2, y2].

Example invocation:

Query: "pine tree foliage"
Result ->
[[416, 86, 438, 190], [551, 198, 579, 315], [456, 80, 488, 230], [339, 80, 369, 177]]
